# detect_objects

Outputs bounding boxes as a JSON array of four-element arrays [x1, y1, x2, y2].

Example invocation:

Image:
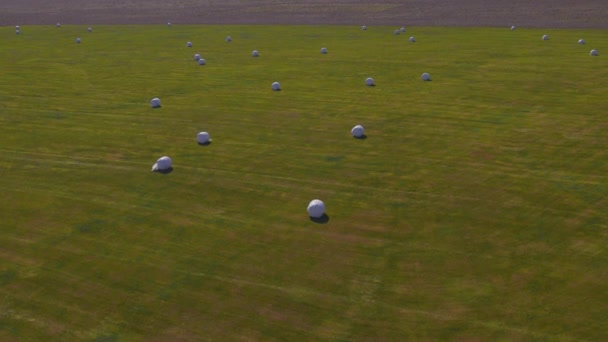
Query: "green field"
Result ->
[[1, 25, 607, 340]]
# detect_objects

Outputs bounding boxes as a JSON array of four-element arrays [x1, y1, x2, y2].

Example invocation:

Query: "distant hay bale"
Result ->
[[362, 25, 367, 31], [150, 98, 161, 108], [320, 47, 327, 54], [225, 36, 232, 42], [167, 22, 172, 27], [15, 29, 20, 34], [56, 23, 61, 28], [194, 53, 201, 61], [578, 39, 585, 44], [151, 156, 172, 172], [421, 72, 431, 81], [351, 125, 365, 138], [400, 27, 406, 32], [590, 49, 599, 56], [197, 132, 211, 144], [307, 199, 325, 219], [511, 25, 516, 31], [252, 50, 259, 57], [409, 36, 416, 42], [365, 77, 375, 86], [15, 25, 20, 29], [542, 34, 549, 40], [88, 27, 92, 32], [75, 37, 81, 44], [198, 58, 206, 65], [394, 29, 400, 35], [186, 41, 192, 47], [272, 81, 281, 91]]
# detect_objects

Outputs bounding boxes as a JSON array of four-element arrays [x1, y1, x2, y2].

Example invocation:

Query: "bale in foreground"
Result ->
[[272, 82, 281, 91], [307, 199, 325, 219], [150, 98, 161, 108], [151, 156, 172, 172], [351, 125, 365, 138], [197, 132, 211, 145], [365, 77, 375, 86]]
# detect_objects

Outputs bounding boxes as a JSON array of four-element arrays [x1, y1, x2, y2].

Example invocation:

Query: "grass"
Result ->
[[0, 24, 607, 340]]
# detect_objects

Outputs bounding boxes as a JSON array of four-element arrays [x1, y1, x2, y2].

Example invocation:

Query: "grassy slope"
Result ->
[[0, 25, 607, 340]]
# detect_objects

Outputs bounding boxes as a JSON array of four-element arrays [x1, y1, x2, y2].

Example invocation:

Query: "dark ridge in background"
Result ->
[[1, 0, 607, 28]]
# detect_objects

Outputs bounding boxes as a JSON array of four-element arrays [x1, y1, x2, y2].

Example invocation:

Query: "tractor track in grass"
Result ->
[[3, 148, 604, 221]]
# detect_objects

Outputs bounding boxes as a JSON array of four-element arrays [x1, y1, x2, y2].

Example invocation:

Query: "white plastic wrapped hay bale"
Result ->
[[197, 132, 211, 144], [252, 50, 259, 57], [365, 77, 375, 86], [542, 34, 549, 40], [362, 25, 367, 31], [272, 82, 281, 91], [167, 22, 172, 27], [400, 27, 406, 32], [394, 29, 400, 35], [307, 199, 325, 218], [194, 53, 201, 61], [421, 72, 431, 81], [590, 49, 599, 56], [511, 25, 516, 31], [151, 156, 172, 172], [75, 37, 81, 44], [150, 98, 161, 108], [186, 41, 192, 47], [320, 47, 327, 54], [578, 39, 585, 44], [15, 29, 20, 34], [88, 27, 93, 32], [351, 125, 365, 138], [225, 36, 232, 42], [198, 58, 206, 65], [15, 25, 20, 30], [409, 36, 416, 42], [56, 23, 61, 28]]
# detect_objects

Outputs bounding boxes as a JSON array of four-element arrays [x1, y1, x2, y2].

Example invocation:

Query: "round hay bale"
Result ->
[[152, 156, 172, 172], [272, 81, 281, 91], [578, 39, 585, 44], [186, 41, 192, 47], [88, 27, 93, 32], [197, 132, 211, 144], [225, 36, 232, 42], [400, 27, 406, 32], [15, 25, 20, 29], [307, 199, 325, 218], [198, 58, 206, 65], [409, 36, 416, 42], [365, 77, 375, 86], [15, 29, 20, 34], [511, 25, 516, 31], [421, 72, 431, 81], [75, 37, 81, 44], [394, 29, 400, 35], [320, 47, 327, 54], [167, 22, 172, 27], [590, 49, 599, 56], [542, 34, 549, 40], [194, 53, 201, 61], [56, 23, 61, 28], [362, 25, 367, 31], [150, 98, 161, 108], [351, 125, 365, 138], [252, 50, 259, 57]]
